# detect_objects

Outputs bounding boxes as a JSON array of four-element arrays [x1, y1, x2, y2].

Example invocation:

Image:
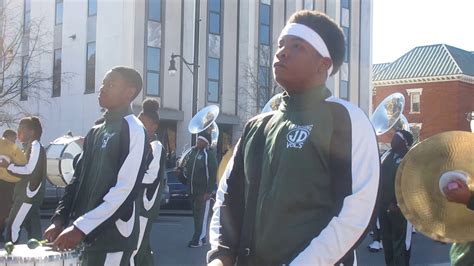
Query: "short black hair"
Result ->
[[19, 116, 43, 140], [397, 129, 414, 147], [140, 98, 160, 124], [288, 10, 345, 76], [2, 128, 16, 139], [111, 66, 143, 99]]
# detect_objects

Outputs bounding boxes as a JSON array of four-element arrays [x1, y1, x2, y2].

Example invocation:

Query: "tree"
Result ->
[[0, 1, 53, 127], [238, 45, 283, 121]]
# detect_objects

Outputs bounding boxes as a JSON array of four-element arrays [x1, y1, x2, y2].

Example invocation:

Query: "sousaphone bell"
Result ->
[[395, 131, 474, 242], [371, 92, 410, 135]]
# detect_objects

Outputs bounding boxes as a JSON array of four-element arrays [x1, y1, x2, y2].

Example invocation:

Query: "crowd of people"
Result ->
[[0, 8, 471, 266]]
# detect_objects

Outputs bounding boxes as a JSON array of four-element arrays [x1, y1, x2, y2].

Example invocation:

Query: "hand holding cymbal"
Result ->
[[395, 131, 474, 243]]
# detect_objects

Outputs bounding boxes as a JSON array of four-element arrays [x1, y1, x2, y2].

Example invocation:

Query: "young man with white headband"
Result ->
[[379, 129, 414, 266], [207, 10, 380, 266], [179, 131, 217, 248]]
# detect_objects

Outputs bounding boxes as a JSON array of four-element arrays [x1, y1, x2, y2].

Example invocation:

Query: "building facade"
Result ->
[[373, 44, 474, 145], [1, 0, 373, 163]]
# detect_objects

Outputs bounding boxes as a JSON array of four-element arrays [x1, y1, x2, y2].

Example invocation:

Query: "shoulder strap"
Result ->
[[237, 114, 277, 264]]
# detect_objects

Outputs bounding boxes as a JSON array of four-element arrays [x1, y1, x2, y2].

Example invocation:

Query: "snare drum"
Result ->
[[0, 244, 80, 266], [46, 135, 84, 188]]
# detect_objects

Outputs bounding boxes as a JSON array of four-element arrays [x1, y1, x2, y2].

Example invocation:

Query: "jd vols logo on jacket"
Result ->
[[286, 124, 313, 149]]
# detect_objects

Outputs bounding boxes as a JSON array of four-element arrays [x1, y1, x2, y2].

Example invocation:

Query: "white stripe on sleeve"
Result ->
[[142, 141, 163, 184], [7, 140, 40, 175]]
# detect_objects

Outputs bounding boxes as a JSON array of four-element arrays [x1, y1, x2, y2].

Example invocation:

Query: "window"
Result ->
[[303, 0, 314, 10], [20, 56, 28, 101], [55, 0, 63, 25], [339, 2, 350, 100], [146, 47, 160, 96], [52, 49, 61, 97], [339, 80, 348, 100], [24, 0, 31, 32], [407, 88, 422, 113], [144, 0, 162, 96], [409, 123, 422, 144], [207, 0, 221, 103], [148, 0, 161, 22], [88, 0, 97, 16], [258, 0, 272, 109], [207, 58, 220, 102], [85, 42, 96, 94]]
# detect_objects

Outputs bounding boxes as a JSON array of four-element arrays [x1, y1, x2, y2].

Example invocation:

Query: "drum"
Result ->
[[0, 244, 80, 266], [46, 135, 84, 188], [0, 138, 27, 183]]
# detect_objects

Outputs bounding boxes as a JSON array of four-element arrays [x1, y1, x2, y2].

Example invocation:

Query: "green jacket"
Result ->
[[208, 86, 380, 265], [52, 107, 149, 252], [183, 147, 217, 195]]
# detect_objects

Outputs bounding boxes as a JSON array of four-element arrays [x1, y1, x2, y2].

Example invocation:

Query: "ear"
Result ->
[[124, 86, 137, 101], [320, 57, 333, 75]]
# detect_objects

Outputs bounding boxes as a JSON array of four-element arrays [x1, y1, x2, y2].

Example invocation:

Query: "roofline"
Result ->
[[443, 44, 463, 74], [373, 74, 474, 87]]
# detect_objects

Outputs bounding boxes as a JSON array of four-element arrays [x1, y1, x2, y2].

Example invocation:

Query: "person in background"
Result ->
[[0, 129, 17, 242], [444, 177, 474, 265], [379, 130, 414, 266], [132, 98, 167, 265], [179, 131, 217, 248], [0, 118, 47, 244]]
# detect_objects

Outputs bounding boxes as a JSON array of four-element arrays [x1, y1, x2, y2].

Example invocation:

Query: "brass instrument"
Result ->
[[0, 138, 27, 183], [395, 131, 474, 242]]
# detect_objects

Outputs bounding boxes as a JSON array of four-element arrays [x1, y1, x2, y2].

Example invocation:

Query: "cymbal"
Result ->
[[395, 131, 474, 243], [0, 138, 27, 183]]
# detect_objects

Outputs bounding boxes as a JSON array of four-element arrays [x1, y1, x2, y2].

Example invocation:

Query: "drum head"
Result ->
[[46, 136, 83, 187]]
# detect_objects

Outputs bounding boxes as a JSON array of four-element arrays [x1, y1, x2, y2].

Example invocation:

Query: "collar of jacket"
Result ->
[[280, 85, 332, 112], [104, 106, 133, 122]]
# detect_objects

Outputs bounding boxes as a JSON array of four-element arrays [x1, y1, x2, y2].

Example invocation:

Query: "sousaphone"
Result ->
[[396, 131, 474, 242], [371, 92, 410, 135], [177, 105, 220, 168], [0, 138, 27, 183]]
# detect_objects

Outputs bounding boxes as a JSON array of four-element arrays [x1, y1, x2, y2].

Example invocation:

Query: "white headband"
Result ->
[[278, 23, 333, 76], [198, 136, 209, 145]]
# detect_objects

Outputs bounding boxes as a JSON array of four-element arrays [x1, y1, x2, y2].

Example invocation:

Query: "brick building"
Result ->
[[373, 44, 474, 145]]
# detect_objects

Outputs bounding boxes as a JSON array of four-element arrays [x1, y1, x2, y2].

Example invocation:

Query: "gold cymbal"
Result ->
[[217, 146, 234, 185], [396, 131, 474, 243], [0, 138, 27, 183]]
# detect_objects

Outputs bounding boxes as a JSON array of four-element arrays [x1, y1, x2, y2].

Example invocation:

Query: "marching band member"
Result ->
[[0, 117, 47, 244], [132, 98, 167, 265], [44, 66, 149, 266], [207, 10, 380, 266], [179, 131, 217, 248], [379, 130, 414, 266]]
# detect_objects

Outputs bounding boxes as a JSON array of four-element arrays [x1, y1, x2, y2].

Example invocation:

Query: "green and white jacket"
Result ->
[[208, 86, 380, 265], [52, 107, 149, 252]]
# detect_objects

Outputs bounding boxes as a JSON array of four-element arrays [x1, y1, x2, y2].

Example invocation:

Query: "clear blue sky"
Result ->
[[373, 0, 474, 64]]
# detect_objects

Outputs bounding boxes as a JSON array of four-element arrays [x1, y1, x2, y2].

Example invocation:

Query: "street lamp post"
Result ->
[[168, 0, 200, 146]]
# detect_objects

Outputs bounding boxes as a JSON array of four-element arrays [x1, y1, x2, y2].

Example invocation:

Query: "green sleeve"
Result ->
[[183, 148, 194, 178], [207, 150, 218, 193]]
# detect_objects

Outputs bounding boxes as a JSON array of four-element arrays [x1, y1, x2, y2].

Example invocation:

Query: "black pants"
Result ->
[[380, 208, 411, 266], [6, 201, 41, 243]]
